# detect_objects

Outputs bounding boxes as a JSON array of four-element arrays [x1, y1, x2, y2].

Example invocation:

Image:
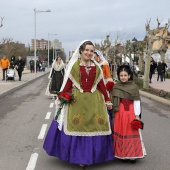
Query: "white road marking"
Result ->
[[26, 153, 38, 170], [49, 103, 54, 108], [45, 112, 51, 119], [38, 124, 48, 139]]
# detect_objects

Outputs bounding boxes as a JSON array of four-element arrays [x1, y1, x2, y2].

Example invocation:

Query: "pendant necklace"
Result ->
[[81, 59, 91, 82]]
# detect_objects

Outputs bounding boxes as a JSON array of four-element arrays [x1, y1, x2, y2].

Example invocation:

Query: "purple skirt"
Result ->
[[43, 120, 114, 165]]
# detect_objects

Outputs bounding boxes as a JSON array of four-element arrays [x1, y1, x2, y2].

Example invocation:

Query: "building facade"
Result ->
[[30, 39, 52, 50]]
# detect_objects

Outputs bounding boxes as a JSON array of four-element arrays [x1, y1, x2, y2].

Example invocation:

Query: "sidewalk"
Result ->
[[0, 68, 49, 98], [149, 74, 170, 93], [139, 73, 170, 107]]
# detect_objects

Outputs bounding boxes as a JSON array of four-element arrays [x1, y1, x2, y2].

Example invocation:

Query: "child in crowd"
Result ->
[[111, 65, 146, 163]]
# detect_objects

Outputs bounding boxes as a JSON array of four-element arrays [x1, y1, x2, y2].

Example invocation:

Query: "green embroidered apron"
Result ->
[[63, 59, 111, 136], [64, 89, 111, 136]]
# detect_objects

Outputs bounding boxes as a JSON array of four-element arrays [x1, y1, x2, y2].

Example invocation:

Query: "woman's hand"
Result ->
[[106, 102, 113, 110], [107, 104, 112, 110]]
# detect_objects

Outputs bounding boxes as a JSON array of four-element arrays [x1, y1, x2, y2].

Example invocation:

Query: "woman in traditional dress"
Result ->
[[43, 40, 114, 167], [93, 49, 114, 88], [111, 65, 146, 163], [45, 56, 65, 97]]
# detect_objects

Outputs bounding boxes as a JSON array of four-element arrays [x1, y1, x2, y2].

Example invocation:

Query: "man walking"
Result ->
[[29, 59, 34, 73], [15, 56, 25, 81], [0, 55, 10, 80]]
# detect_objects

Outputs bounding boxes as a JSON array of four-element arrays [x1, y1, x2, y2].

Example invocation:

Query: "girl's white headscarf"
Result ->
[[95, 49, 109, 66]]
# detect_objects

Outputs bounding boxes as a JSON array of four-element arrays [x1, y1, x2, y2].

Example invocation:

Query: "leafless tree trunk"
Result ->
[[0, 17, 4, 27], [143, 18, 160, 89]]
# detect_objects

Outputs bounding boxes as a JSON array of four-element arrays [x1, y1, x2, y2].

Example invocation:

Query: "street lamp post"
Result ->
[[34, 8, 51, 73], [48, 33, 57, 69], [132, 37, 137, 74]]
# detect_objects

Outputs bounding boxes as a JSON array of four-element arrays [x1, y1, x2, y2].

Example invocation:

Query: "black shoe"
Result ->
[[129, 159, 137, 163], [2, 79, 5, 81], [149, 80, 152, 83], [121, 159, 129, 163], [19, 78, 21, 81], [79, 164, 87, 170]]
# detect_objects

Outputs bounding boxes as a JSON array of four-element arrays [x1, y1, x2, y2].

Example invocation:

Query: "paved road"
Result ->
[[0, 75, 170, 170]]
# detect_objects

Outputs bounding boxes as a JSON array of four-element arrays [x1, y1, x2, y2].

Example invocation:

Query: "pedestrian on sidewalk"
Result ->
[[162, 60, 167, 81], [0, 55, 10, 80], [149, 57, 157, 83], [43, 40, 114, 167], [111, 65, 147, 163], [41, 61, 46, 72], [29, 59, 34, 73], [10, 55, 16, 69], [15, 56, 25, 81], [157, 61, 163, 82]]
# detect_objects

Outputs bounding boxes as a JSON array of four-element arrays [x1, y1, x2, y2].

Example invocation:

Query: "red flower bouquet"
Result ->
[[106, 81, 114, 91], [131, 119, 144, 130], [54, 92, 73, 120]]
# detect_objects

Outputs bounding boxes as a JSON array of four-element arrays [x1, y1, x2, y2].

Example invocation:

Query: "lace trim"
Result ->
[[91, 71, 103, 93]]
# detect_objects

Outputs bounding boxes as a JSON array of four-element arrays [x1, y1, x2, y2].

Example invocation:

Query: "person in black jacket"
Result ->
[[149, 57, 157, 83], [15, 56, 25, 81], [157, 61, 163, 82], [162, 60, 167, 81]]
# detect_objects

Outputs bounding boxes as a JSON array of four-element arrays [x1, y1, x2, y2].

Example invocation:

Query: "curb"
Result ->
[[0, 72, 49, 99], [139, 90, 170, 107]]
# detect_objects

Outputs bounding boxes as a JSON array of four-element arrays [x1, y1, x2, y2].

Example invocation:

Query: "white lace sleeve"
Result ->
[[134, 100, 141, 116]]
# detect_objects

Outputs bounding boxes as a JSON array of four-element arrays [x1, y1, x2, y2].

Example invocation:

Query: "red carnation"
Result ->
[[131, 119, 144, 130], [106, 81, 114, 91], [63, 93, 71, 100], [55, 92, 73, 120]]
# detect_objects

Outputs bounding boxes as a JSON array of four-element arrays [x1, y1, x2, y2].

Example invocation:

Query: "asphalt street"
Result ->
[[0, 75, 170, 170]]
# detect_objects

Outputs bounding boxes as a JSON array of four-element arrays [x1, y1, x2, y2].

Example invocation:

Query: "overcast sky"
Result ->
[[0, 0, 170, 57]]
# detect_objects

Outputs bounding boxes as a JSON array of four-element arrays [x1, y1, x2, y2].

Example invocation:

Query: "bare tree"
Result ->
[[143, 18, 160, 89]]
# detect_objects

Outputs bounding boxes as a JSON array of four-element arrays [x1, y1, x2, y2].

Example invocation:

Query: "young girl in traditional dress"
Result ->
[[111, 65, 146, 163]]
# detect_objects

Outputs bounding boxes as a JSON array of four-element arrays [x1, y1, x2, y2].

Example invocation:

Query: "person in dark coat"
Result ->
[[157, 61, 163, 82], [162, 60, 167, 81], [149, 57, 157, 83], [15, 56, 25, 81], [10, 55, 16, 69]]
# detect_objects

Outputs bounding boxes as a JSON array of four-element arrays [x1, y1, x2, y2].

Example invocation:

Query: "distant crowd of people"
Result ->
[[0, 55, 25, 81], [0, 55, 48, 81], [149, 57, 167, 83], [29, 59, 47, 73]]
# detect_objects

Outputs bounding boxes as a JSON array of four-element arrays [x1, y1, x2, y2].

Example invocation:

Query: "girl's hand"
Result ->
[[135, 116, 140, 120], [106, 102, 113, 110]]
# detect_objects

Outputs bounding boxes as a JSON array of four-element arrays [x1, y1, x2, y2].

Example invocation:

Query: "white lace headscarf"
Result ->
[[94, 49, 109, 66], [60, 40, 102, 92]]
